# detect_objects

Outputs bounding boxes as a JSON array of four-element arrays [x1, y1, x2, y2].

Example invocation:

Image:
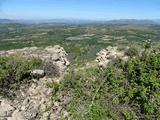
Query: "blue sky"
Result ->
[[0, 0, 160, 20]]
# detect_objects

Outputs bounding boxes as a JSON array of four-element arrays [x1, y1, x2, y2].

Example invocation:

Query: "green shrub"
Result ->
[[124, 47, 139, 57], [55, 48, 160, 120], [0, 55, 42, 97]]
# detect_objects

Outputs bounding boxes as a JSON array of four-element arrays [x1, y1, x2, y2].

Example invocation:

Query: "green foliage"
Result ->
[[122, 109, 136, 120], [0, 55, 42, 97], [124, 47, 139, 57], [53, 48, 160, 120], [51, 82, 59, 95]]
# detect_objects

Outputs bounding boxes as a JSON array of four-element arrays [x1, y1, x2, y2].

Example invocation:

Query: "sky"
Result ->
[[0, 0, 160, 20]]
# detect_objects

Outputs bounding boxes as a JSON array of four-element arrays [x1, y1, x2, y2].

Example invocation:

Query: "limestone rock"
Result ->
[[0, 45, 70, 78], [0, 45, 70, 120], [12, 109, 25, 120], [50, 114, 59, 120], [32, 89, 38, 95], [0, 110, 7, 118], [52, 53, 60, 61], [96, 46, 128, 67], [2, 104, 15, 111], [31, 69, 45, 78]]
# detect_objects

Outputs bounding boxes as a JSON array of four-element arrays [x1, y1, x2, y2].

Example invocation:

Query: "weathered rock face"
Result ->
[[95, 46, 128, 67], [0, 45, 70, 77]]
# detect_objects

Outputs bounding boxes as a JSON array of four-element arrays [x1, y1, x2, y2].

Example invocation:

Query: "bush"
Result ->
[[124, 47, 139, 57], [0, 55, 42, 97], [55, 48, 160, 119]]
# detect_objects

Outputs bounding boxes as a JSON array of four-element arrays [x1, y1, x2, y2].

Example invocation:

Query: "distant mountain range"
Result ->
[[0, 19, 15, 23], [0, 18, 160, 24], [104, 19, 158, 24], [154, 19, 160, 24]]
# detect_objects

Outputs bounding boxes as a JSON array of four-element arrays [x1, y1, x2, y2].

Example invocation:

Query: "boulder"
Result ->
[[52, 53, 60, 61], [30, 69, 45, 78]]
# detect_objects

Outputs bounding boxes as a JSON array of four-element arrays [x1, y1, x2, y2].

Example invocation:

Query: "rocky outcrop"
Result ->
[[95, 46, 128, 67], [0, 45, 70, 77], [0, 77, 70, 120], [0, 45, 70, 120]]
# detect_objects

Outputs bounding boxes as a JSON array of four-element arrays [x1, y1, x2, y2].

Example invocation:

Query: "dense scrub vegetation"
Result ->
[[0, 55, 42, 97], [51, 46, 160, 120]]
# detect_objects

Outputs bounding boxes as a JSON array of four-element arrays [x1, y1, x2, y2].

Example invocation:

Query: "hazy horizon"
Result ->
[[0, 0, 160, 20]]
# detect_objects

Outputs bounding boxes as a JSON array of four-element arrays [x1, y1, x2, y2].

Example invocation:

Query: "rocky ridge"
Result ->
[[0, 77, 70, 120], [0, 45, 129, 120], [0, 45, 70, 120], [0, 45, 70, 77], [95, 46, 128, 67]]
